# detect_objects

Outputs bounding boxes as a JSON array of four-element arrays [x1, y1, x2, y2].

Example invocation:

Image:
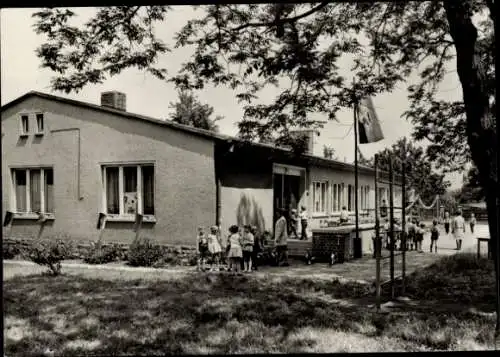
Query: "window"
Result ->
[[35, 114, 44, 134], [312, 181, 328, 213], [331, 183, 343, 212], [20, 115, 29, 135], [12, 168, 54, 213], [103, 164, 155, 216], [348, 184, 354, 211], [361, 185, 370, 210]]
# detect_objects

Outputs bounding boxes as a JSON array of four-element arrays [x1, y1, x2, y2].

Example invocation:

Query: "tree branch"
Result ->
[[230, 2, 330, 32]]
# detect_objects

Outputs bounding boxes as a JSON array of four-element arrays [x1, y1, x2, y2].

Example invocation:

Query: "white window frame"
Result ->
[[19, 114, 29, 137], [330, 182, 343, 213], [312, 181, 328, 214], [35, 113, 45, 135], [101, 163, 156, 222], [10, 167, 55, 220]]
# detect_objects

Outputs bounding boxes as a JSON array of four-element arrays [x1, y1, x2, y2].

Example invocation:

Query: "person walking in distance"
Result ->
[[469, 212, 476, 234], [452, 209, 466, 250], [274, 208, 289, 266], [299, 206, 308, 241], [444, 211, 451, 235]]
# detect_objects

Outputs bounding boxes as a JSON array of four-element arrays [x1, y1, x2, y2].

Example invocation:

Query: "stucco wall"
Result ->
[[2, 96, 216, 246], [218, 160, 273, 247], [307, 165, 401, 228]]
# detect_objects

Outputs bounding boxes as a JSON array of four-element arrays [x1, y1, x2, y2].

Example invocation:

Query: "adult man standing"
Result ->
[[274, 208, 289, 266], [452, 209, 466, 250]]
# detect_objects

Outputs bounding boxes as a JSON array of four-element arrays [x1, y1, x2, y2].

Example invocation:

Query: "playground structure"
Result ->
[[372, 155, 447, 309]]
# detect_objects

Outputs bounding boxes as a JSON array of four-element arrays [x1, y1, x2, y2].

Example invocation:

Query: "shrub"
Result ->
[[127, 238, 164, 267], [83, 243, 124, 264], [3, 244, 21, 259], [28, 240, 70, 276]]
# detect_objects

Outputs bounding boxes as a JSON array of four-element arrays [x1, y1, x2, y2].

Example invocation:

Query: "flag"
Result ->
[[3, 211, 13, 227], [356, 97, 384, 144]]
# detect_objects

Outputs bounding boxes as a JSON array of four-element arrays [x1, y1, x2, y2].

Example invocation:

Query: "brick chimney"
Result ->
[[101, 91, 126, 111]]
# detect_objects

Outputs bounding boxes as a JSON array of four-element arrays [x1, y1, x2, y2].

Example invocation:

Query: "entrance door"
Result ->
[[272, 164, 306, 237]]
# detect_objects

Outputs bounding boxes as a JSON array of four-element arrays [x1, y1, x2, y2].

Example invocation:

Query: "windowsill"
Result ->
[[19, 134, 29, 138], [34, 132, 45, 136], [13, 212, 55, 220], [106, 214, 157, 223]]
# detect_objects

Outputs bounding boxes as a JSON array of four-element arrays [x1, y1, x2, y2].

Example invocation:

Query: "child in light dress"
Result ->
[[227, 225, 243, 273], [197, 226, 209, 271], [207, 225, 222, 271]]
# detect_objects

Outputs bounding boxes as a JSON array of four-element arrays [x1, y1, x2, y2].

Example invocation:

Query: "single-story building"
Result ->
[[2, 91, 403, 252]]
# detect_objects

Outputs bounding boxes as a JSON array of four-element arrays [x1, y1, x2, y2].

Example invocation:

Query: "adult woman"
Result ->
[[452, 210, 466, 250]]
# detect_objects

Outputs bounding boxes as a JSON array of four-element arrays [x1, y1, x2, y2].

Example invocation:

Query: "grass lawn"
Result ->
[[3, 253, 496, 354]]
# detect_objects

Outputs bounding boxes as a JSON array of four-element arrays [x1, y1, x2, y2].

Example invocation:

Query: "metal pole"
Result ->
[[401, 161, 406, 296], [389, 157, 395, 300], [354, 93, 360, 248], [374, 154, 381, 311]]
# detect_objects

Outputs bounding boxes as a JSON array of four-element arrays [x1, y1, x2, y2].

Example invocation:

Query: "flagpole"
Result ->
[[353, 87, 360, 253]]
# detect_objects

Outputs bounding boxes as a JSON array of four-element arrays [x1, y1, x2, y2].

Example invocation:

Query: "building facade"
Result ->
[[2, 91, 402, 248]]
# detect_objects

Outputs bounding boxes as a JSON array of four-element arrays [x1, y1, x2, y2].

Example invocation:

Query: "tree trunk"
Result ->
[[443, 0, 499, 343]]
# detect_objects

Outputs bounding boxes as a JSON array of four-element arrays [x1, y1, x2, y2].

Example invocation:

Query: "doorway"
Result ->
[[272, 164, 306, 238]]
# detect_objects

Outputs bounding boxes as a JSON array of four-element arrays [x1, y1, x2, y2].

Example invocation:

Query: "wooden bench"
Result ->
[[476, 237, 491, 259]]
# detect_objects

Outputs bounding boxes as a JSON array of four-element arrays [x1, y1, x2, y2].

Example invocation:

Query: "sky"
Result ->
[[1, 6, 465, 190]]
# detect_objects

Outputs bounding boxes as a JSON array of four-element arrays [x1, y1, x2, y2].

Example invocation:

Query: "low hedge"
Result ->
[[3, 237, 198, 268]]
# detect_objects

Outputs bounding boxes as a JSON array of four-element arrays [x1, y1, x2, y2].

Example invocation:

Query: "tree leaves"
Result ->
[[168, 90, 221, 132], [375, 137, 450, 205], [32, 3, 494, 173]]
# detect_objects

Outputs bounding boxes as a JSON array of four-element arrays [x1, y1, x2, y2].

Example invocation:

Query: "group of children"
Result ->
[[197, 224, 271, 273], [381, 217, 440, 253]]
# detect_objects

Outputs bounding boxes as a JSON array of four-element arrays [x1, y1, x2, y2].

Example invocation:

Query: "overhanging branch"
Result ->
[[230, 2, 330, 32]]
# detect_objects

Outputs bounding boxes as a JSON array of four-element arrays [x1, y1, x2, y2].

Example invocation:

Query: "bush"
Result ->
[[83, 243, 124, 264], [28, 240, 70, 276], [127, 238, 164, 267], [3, 244, 21, 259]]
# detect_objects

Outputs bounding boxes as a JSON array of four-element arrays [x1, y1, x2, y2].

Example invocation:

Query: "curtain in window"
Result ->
[[44, 169, 54, 213], [321, 183, 327, 212], [124, 167, 137, 193], [14, 170, 27, 212], [30, 170, 41, 212], [142, 166, 155, 215], [106, 167, 119, 214]]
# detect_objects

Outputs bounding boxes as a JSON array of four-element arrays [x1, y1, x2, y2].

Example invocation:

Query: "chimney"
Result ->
[[101, 91, 126, 111]]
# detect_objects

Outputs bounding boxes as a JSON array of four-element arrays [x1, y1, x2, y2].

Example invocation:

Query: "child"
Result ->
[[207, 225, 222, 271], [227, 225, 243, 273], [251, 226, 262, 271], [415, 222, 425, 252], [430, 219, 439, 253], [406, 217, 415, 251], [444, 211, 451, 235], [197, 226, 209, 271], [469, 212, 476, 234], [241, 225, 255, 272], [339, 206, 349, 224]]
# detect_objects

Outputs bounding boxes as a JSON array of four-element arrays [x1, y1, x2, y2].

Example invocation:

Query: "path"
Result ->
[[3, 223, 489, 283]]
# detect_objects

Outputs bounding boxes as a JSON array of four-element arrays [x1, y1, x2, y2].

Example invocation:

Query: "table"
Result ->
[[476, 237, 491, 259]]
